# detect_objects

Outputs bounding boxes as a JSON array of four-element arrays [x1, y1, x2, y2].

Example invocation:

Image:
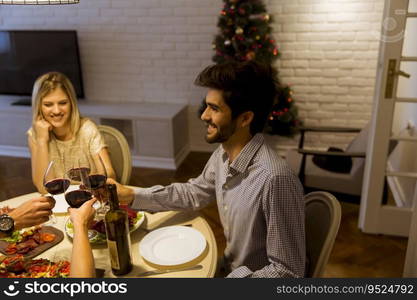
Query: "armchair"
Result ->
[[286, 124, 369, 197]]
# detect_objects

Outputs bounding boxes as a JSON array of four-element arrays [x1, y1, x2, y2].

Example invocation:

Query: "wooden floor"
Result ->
[[0, 153, 408, 277]]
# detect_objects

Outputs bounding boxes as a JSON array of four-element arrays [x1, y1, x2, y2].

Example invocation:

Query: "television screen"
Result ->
[[0, 30, 84, 98]]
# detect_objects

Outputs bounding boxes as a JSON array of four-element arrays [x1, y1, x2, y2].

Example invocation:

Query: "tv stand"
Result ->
[[11, 98, 31, 106]]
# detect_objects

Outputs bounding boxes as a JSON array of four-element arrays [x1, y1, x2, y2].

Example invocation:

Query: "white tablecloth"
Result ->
[[2, 192, 218, 278]]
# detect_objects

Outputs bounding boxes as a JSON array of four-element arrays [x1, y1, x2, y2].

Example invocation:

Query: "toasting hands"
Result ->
[[8, 196, 55, 230], [68, 198, 96, 229]]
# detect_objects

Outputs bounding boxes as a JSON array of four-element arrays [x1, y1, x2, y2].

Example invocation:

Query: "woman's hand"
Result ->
[[68, 199, 96, 229], [34, 115, 52, 143], [68, 199, 96, 278]]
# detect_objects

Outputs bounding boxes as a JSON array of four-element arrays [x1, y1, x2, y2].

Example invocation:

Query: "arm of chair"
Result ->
[[299, 126, 362, 133], [298, 149, 366, 158], [297, 149, 366, 185], [298, 126, 362, 150], [297, 126, 364, 185]]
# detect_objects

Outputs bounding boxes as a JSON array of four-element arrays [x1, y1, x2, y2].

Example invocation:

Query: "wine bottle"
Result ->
[[104, 183, 133, 275]]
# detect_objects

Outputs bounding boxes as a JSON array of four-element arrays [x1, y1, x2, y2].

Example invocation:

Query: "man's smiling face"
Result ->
[[200, 89, 237, 144]]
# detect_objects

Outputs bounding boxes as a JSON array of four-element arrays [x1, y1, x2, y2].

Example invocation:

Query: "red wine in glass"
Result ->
[[43, 160, 68, 224], [68, 167, 91, 182], [65, 190, 93, 208], [88, 174, 107, 190], [44, 178, 71, 195]]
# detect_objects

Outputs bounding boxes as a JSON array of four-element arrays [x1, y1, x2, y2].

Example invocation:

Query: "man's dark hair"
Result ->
[[195, 60, 279, 135]]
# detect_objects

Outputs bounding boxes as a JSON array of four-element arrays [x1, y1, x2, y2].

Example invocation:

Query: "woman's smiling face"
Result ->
[[41, 87, 71, 129]]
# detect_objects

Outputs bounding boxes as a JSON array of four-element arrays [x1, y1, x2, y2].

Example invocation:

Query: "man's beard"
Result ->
[[205, 120, 237, 144]]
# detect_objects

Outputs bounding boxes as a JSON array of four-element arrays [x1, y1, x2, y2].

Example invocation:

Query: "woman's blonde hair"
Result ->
[[31, 72, 81, 139]]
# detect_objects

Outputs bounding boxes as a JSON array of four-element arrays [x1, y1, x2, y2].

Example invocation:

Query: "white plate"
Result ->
[[65, 211, 145, 244], [139, 225, 206, 266]]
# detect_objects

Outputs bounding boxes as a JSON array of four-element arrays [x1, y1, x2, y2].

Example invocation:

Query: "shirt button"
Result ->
[[224, 205, 228, 211]]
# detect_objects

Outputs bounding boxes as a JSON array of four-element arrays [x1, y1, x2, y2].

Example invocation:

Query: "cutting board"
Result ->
[[0, 226, 64, 260]]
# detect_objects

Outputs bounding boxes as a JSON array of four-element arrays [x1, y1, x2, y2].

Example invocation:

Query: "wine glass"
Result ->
[[67, 159, 90, 187], [85, 155, 108, 217], [64, 166, 93, 208], [43, 160, 70, 224]]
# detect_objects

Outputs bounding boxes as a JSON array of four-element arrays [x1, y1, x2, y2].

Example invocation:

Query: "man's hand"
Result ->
[[8, 196, 55, 230], [106, 178, 134, 206], [0, 206, 11, 215], [68, 199, 96, 229]]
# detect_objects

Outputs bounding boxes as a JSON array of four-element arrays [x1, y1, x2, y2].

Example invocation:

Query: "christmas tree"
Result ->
[[212, 0, 301, 136]]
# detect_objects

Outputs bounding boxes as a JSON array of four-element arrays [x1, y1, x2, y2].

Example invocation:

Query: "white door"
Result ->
[[359, 0, 417, 237]]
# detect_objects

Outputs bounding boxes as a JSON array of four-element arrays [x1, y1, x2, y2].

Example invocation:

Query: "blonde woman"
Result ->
[[28, 72, 116, 194]]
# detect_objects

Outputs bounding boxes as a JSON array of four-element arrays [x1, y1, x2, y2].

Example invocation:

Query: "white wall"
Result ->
[[267, 0, 384, 148], [0, 0, 384, 151]]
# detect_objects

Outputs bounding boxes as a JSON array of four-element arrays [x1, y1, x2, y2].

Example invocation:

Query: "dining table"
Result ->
[[1, 190, 218, 278]]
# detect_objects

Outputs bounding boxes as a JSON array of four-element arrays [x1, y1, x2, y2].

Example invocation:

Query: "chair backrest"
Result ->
[[98, 125, 132, 185], [345, 122, 370, 175], [346, 122, 398, 176], [304, 191, 341, 277]]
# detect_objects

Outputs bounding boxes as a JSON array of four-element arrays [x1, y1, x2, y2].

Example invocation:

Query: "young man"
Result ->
[[114, 61, 305, 278]]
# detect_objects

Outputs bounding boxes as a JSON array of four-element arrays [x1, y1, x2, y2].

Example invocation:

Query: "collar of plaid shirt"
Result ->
[[220, 133, 264, 174]]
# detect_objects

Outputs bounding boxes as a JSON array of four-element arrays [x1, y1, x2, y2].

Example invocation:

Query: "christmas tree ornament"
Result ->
[[235, 27, 244, 34], [224, 40, 231, 46], [246, 51, 256, 60]]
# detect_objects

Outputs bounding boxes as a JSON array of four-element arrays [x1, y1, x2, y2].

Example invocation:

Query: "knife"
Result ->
[[137, 264, 203, 277]]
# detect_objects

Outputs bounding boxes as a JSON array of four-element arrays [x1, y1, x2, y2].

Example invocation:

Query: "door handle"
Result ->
[[385, 59, 411, 98], [395, 70, 411, 78]]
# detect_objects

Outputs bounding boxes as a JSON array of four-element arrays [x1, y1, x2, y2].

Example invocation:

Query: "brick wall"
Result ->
[[268, 0, 384, 149], [0, 0, 384, 152]]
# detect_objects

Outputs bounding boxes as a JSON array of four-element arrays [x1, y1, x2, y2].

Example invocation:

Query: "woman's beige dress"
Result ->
[[27, 118, 106, 178]]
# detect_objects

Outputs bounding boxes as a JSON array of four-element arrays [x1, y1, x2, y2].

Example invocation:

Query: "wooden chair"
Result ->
[[304, 191, 341, 277], [98, 125, 132, 185]]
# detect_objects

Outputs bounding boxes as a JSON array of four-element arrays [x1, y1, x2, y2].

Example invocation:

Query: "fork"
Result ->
[[136, 264, 203, 277]]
